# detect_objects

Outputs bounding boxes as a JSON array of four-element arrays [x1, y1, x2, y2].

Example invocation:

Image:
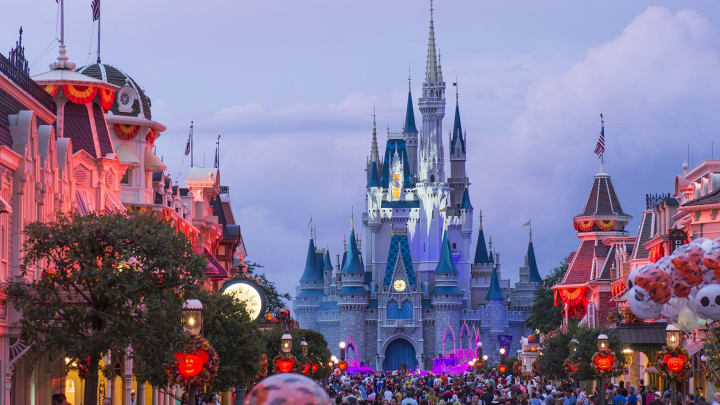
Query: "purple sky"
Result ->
[[4, 1, 720, 300]]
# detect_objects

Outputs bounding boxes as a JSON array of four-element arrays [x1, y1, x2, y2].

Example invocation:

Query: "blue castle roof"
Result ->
[[450, 98, 465, 153], [435, 230, 458, 274], [368, 160, 380, 188], [460, 187, 473, 210], [527, 240, 543, 283], [337, 286, 367, 295], [323, 249, 333, 271], [381, 139, 413, 189], [383, 233, 417, 286], [299, 238, 324, 282], [404, 90, 418, 134], [341, 228, 364, 274], [474, 225, 490, 265], [485, 266, 504, 301]]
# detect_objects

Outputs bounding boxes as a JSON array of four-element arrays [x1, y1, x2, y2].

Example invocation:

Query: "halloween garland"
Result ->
[[591, 349, 616, 377], [167, 336, 220, 387], [656, 347, 692, 380]]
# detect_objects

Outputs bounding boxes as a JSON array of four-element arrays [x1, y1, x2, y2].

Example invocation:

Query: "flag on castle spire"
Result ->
[[594, 113, 605, 161]]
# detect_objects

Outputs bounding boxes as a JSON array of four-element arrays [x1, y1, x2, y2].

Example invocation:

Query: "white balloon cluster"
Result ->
[[626, 237, 720, 330]]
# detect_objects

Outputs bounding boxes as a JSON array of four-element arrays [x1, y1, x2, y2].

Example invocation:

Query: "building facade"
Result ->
[[294, 4, 542, 371]]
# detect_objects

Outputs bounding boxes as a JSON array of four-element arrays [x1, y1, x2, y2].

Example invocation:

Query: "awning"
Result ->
[[685, 340, 704, 356], [145, 148, 166, 171], [608, 322, 668, 349], [115, 143, 140, 166], [204, 249, 228, 280], [75, 189, 95, 215], [104, 193, 127, 214]]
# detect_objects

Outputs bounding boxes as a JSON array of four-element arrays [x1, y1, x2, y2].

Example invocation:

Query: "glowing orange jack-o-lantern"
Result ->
[[498, 365, 507, 373], [338, 361, 348, 371], [594, 354, 613, 371], [663, 353, 687, 373], [174, 349, 210, 378], [301, 362, 311, 375], [312, 363, 319, 373], [275, 357, 295, 373]]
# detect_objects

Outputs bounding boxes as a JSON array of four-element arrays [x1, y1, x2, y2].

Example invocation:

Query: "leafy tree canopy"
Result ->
[[7, 211, 206, 405], [526, 262, 567, 334], [246, 262, 291, 313]]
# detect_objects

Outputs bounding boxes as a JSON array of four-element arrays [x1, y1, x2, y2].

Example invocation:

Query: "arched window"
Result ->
[[387, 300, 400, 319], [400, 301, 413, 319]]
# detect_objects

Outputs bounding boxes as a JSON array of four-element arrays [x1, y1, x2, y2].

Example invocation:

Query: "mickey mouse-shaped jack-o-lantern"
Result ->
[[498, 365, 507, 374]]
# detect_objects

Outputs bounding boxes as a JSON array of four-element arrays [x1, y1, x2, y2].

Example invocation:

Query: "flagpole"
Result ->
[[60, 0, 64, 45], [190, 121, 194, 167], [97, 0, 101, 63]]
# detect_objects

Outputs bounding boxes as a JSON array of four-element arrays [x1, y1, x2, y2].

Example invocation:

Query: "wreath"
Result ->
[[591, 349, 616, 377], [563, 358, 580, 376], [166, 336, 220, 387], [512, 362, 522, 376], [656, 347, 692, 381]]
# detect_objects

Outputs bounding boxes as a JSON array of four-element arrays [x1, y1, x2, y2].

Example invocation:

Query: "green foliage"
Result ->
[[6, 211, 206, 405], [260, 327, 332, 379], [535, 325, 627, 381], [526, 262, 567, 334], [246, 262, 291, 313], [197, 290, 263, 391]]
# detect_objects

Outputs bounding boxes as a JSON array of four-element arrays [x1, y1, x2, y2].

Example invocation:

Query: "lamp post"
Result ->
[[499, 347, 506, 362], [301, 337, 308, 357], [570, 338, 579, 355], [666, 324, 681, 405], [477, 342, 483, 360], [182, 299, 203, 405], [597, 334, 608, 405], [339, 341, 346, 362]]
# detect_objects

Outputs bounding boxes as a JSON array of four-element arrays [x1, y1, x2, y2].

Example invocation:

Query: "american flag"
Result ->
[[184, 134, 191, 155], [594, 113, 605, 160], [91, 0, 100, 21]]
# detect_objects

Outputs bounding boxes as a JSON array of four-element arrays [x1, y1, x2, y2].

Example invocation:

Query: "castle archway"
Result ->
[[382, 338, 418, 371]]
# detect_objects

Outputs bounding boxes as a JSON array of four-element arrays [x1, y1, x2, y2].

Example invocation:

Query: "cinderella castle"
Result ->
[[293, 2, 542, 372]]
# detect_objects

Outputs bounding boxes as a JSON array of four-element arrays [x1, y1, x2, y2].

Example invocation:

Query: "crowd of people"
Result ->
[[319, 372, 720, 405]]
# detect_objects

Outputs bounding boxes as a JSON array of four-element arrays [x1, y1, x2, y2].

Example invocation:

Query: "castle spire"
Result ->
[[527, 237, 543, 283], [485, 266, 504, 301], [451, 80, 464, 154], [474, 210, 490, 264], [425, 0, 439, 83], [404, 86, 418, 134]]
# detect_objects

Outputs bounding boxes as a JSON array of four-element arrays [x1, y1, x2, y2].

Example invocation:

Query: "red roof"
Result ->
[[63, 103, 96, 158], [561, 240, 595, 285], [204, 248, 228, 280]]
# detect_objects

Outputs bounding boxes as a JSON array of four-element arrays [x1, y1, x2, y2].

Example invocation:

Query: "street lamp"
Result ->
[[483, 354, 488, 362], [666, 324, 681, 348], [182, 299, 203, 336], [476, 342, 483, 359], [499, 347, 506, 361], [339, 341, 346, 362], [281, 330, 293, 354], [666, 324, 682, 405], [570, 338, 579, 354], [331, 355, 338, 364], [301, 337, 308, 357], [597, 334, 608, 351]]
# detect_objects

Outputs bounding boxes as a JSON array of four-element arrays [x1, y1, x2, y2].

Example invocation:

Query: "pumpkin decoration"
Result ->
[[274, 356, 296, 373], [656, 347, 692, 380], [596, 219, 617, 231], [167, 336, 220, 387], [338, 361, 348, 371], [498, 364, 507, 374], [591, 349, 616, 377]]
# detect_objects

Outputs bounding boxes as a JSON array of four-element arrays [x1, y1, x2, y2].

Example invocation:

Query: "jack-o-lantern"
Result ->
[[498, 365, 507, 373], [301, 362, 311, 375], [663, 353, 687, 372], [175, 353, 203, 377], [275, 357, 295, 373], [594, 354, 613, 371], [338, 361, 348, 371], [311, 363, 319, 373]]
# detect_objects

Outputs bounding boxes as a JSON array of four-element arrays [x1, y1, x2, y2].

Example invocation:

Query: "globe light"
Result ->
[[483, 355, 488, 361], [182, 299, 203, 336], [339, 341, 346, 349], [570, 338, 579, 353], [499, 348, 506, 355], [281, 330, 293, 353], [301, 337, 308, 356], [331, 355, 338, 363]]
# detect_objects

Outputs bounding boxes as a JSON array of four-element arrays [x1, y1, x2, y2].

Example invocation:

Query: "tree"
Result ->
[[526, 262, 568, 334], [198, 290, 263, 392], [535, 325, 626, 382], [245, 262, 291, 313], [6, 212, 206, 405], [260, 327, 332, 380]]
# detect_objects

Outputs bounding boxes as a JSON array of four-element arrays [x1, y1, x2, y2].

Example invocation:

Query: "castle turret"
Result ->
[[418, 0, 446, 183], [337, 219, 369, 363], [294, 236, 325, 330], [448, 85, 468, 214], [403, 82, 419, 180], [367, 113, 381, 188], [432, 230, 462, 360]]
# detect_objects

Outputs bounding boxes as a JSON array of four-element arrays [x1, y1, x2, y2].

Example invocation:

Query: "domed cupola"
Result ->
[[77, 63, 153, 120]]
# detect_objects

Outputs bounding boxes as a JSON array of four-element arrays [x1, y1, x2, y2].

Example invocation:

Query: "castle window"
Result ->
[[392, 173, 400, 181], [452, 243, 457, 250], [121, 168, 132, 185], [392, 188, 400, 199]]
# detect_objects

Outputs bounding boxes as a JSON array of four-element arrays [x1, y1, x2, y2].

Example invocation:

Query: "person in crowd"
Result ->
[[628, 387, 638, 405]]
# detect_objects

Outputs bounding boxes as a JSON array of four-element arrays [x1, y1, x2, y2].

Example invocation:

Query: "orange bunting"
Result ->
[[556, 287, 587, 308], [114, 124, 140, 140], [99, 88, 116, 111], [574, 219, 594, 232], [146, 128, 157, 144], [44, 84, 59, 97], [596, 219, 616, 231], [63, 84, 98, 105]]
